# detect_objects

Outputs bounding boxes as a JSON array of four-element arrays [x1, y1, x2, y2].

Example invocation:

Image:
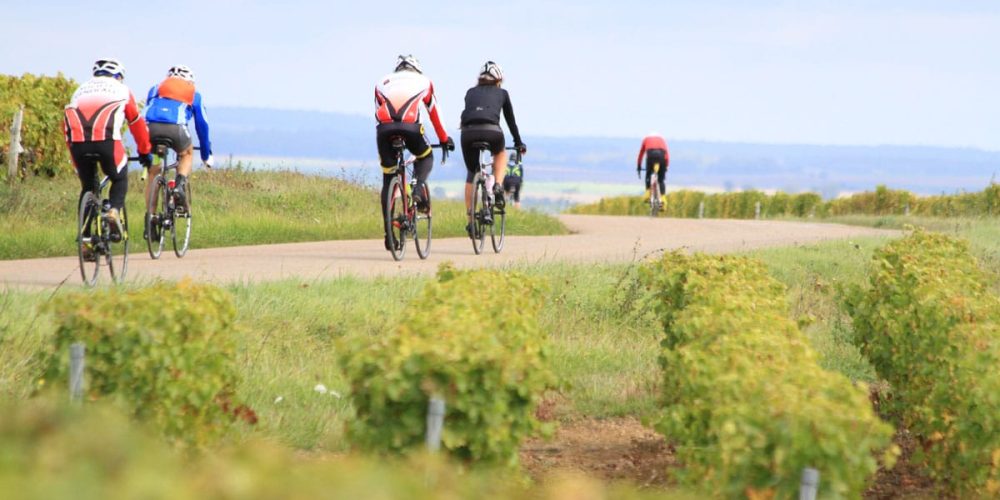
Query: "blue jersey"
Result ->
[[145, 78, 212, 161]]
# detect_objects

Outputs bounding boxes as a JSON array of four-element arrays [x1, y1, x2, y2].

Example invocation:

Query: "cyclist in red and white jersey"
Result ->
[[636, 133, 669, 205], [374, 54, 454, 250], [64, 58, 153, 248]]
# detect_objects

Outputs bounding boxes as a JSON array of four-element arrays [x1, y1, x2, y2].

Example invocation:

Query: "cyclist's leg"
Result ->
[[488, 130, 507, 196], [657, 164, 667, 201], [70, 142, 99, 237], [403, 125, 433, 201], [459, 130, 481, 224], [375, 125, 400, 245], [95, 140, 129, 211]]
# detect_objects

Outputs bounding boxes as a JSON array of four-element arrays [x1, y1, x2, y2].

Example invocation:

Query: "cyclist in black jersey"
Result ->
[[459, 61, 526, 235]]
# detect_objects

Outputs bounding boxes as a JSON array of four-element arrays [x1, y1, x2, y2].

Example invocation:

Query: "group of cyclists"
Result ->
[[64, 58, 212, 260], [63, 54, 668, 264]]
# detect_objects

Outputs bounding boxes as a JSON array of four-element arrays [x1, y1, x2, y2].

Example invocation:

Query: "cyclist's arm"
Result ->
[[637, 140, 647, 170], [423, 81, 449, 143], [664, 144, 670, 169], [192, 92, 212, 161], [501, 89, 523, 146], [125, 92, 151, 155]]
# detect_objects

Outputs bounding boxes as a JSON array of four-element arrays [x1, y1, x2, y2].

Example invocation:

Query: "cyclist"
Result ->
[[374, 54, 454, 251], [503, 150, 524, 209], [637, 132, 669, 205], [143, 64, 213, 237], [459, 61, 526, 235], [64, 58, 153, 257]]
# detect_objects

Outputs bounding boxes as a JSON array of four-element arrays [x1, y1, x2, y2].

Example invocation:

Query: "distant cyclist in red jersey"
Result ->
[[637, 133, 669, 205], [64, 58, 153, 254]]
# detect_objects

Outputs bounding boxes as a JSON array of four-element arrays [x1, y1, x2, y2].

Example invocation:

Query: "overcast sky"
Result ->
[[3, 0, 998, 149]]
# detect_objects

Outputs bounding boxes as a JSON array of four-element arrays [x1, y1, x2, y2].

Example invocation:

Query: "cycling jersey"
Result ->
[[459, 85, 523, 146], [145, 77, 212, 161], [637, 134, 669, 170], [375, 71, 449, 143], [64, 76, 151, 152]]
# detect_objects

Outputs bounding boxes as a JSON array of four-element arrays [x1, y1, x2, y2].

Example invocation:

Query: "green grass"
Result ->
[[0, 168, 567, 260]]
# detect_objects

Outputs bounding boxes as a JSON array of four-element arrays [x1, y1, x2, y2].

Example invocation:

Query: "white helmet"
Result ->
[[395, 54, 423, 74], [92, 58, 125, 79], [167, 65, 195, 82], [479, 61, 503, 82]]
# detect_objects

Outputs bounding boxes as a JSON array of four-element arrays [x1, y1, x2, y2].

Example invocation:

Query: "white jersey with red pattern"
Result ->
[[64, 76, 149, 149], [374, 71, 449, 142]]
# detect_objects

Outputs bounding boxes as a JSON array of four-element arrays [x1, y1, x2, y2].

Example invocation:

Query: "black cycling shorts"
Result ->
[[461, 124, 505, 182], [376, 122, 431, 170], [148, 122, 193, 152], [503, 176, 522, 202]]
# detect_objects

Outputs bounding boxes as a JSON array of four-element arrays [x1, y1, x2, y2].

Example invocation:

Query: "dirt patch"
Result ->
[[864, 430, 947, 500], [520, 417, 677, 488]]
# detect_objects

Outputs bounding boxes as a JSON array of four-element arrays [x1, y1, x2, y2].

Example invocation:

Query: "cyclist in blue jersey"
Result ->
[[143, 65, 212, 234]]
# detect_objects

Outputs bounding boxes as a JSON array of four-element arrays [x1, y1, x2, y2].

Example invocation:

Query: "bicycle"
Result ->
[[144, 140, 199, 259], [77, 155, 140, 287], [469, 144, 518, 254], [640, 162, 665, 217], [384, 139, 448, 261]]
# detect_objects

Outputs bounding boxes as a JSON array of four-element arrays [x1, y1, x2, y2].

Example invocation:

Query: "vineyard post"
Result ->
[[69, 342, 85, 403], [904, 203, 910, 216], [799, 467, 819, 500], [698, 201, 704, 219], [7, 104, 24, 181], [425, 396, 445, 452], [754, 201, 761, 220]]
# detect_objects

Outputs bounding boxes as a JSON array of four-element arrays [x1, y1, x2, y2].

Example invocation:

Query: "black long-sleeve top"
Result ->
[[459, 85, 523, 145]]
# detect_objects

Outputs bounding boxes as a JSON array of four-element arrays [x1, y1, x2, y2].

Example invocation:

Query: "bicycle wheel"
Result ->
[[650, 183, 661, 217], [385, 176, 406, 261], [490, 195, 506, 253], [145, 178, 166, 259], [470, 177, 486, 255], [413, 183, 432, 259], [107, 205, 129, 284], [77, 193, 100, 287], [173, 180, 192, 258]]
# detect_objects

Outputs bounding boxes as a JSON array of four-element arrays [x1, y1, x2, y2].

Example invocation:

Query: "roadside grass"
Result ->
[[0, 168, 567, 260]]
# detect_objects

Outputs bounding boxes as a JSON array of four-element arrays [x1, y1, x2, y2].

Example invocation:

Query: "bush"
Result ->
[[1, 73, 77, 178], [340, 265, 558, 466], [38, 280, 253, 446], [844, 230, 1000, 495], [640, 252, 895, 498]]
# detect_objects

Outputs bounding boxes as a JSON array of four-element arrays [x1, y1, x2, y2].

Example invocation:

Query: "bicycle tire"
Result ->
[[77, 192, 100, 287], [490, 195, 506, 253], [413, 183, 432, 259], [470, 176, 486, 255], [385, 176, 406, 261], [107, 205, 129, 284], [650, 183, 661, 217], [146, 178, 166, 259], [173, 180, 192, 258]]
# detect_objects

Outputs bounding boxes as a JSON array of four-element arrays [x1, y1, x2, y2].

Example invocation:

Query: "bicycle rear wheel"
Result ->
[[385, 176, 406, 261], [77, 193, 100, 287], [146, 178, 166, 259], [470, 177, 486, 255], [173, 181, 192, 258], [650, 183, 661, 217], [490, 198, 506, 253], [107, 205, 129, 284], [413, 183, 432, 259]]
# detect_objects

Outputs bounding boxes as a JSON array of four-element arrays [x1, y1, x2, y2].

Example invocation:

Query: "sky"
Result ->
[[3, 0, 999, 150]]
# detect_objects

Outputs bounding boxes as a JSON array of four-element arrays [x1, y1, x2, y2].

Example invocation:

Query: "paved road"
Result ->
[[0, 215, 894, 290]]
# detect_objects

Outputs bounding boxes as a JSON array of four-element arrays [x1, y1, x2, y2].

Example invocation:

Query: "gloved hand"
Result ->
[[636, 168, 642, 180], [203, 154, 214, 169], [444, 137, 455, 151], [516, 142, 527, 155], [139, 153, 153, 168]]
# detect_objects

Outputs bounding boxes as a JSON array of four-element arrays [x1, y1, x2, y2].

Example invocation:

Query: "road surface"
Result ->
[[0, 215, 894, 290]]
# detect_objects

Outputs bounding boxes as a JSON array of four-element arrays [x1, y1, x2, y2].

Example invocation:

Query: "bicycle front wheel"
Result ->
[[470, 177, 486, 255], [385, 176, 406, 261], [77, 193, 100, 287], [413, 183, 432, 260], [146, 178, 166, 259], [107, 205, 129, 284], [173, 181, 192, 258]]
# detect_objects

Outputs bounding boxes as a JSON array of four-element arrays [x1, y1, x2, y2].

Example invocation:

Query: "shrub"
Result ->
[[340, 265, 558, 466], [1, 73, 77, 178], [640, 252, 895, 498], [844, 230, 1000, 495], [38, 280, 253, 446]]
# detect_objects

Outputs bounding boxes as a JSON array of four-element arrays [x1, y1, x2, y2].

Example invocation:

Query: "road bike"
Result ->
[[384, 139, 448, 261], [469, 144, 518, 254], [145, 141, 198, 259], [77, 155, 140, 286]]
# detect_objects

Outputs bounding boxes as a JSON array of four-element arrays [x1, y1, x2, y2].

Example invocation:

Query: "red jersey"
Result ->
[[637, 134, 669, 169], [374, 70, 449, 142], [64, 76, 151, 154]]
